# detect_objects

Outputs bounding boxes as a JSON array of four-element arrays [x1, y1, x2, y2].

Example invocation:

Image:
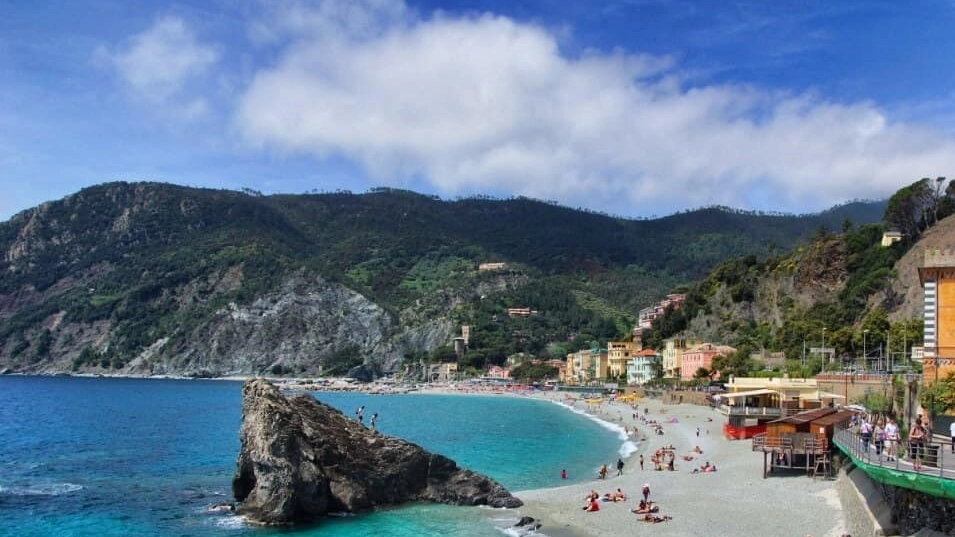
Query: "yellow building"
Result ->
[[607, 341, 638, 379], [661, 335, 701, 378], [564, 348, 609, 385], [719, 375, 845, 439]]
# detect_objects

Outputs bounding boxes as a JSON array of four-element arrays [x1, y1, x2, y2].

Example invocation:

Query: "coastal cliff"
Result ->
[[232, 378, 522, 526]]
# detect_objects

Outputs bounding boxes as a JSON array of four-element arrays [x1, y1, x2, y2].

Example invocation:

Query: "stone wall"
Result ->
[[836, 459, 955, 536]]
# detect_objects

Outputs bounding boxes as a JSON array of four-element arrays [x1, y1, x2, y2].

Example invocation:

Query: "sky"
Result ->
[[4, 0, 955, 222]]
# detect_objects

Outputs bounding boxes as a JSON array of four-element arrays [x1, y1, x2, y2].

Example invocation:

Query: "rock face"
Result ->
[[232, 379, 522, 526]]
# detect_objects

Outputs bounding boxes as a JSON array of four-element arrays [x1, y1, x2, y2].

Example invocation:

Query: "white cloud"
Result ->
[[234, 0, 955, 215], [101, 16, 219, 106]]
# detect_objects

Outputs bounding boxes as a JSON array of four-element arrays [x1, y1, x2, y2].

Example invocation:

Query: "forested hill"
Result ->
[[0, 181, 885, 377]]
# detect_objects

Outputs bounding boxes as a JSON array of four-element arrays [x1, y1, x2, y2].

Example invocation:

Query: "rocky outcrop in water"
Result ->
[[232, 378, 522, 526]]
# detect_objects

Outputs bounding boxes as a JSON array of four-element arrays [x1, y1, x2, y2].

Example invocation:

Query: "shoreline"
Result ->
[[510, 390, 847, 537], [1, 374, 851, 536]]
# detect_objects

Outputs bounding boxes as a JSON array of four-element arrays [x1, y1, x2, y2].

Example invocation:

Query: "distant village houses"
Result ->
[[638, 293, 686, 329]]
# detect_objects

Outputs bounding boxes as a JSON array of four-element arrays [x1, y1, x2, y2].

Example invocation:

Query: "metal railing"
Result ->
[[833, 422, 955, 480]]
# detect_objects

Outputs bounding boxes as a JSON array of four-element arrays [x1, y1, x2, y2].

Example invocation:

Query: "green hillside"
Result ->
[[0, 181, 886, 376]]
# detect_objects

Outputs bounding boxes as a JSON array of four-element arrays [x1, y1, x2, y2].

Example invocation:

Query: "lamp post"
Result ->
[[863, 329, 868, 371], [822, 328, 827, 364]]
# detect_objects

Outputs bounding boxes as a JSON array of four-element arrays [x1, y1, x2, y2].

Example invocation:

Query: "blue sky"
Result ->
[[4, 0, 955, 222]]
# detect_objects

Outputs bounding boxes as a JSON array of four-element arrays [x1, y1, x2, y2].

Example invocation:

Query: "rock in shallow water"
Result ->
[[232, 378, 522, 526]]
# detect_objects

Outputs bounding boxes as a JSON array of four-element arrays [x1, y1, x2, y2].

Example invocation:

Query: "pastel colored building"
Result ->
[[661, 335, 702, 379], [627, 348, 659, 385], [607, 340, 639, 379], [679, 343, 736, 380], [564, 348, 608, 385]]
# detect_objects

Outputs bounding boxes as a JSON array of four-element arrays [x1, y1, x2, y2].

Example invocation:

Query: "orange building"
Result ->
[[918, 249, 955, 384]]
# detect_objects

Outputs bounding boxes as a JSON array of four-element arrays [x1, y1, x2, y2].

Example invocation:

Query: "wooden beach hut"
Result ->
[[753, 407, 845, 478]]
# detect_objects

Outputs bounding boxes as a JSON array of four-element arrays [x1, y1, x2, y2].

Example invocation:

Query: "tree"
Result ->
[[884, 178, 932, 244], [509, 362, 558, 381], [919, 373, 955, 416], [711, 351, 753, 379], [930, 176, 947, 226]]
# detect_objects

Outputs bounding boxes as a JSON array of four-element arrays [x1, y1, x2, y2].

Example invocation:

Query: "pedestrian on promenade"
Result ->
[[885, 418, 899, 461], [909, 418, 928, 471], [873, 422, 885, 458], [860, 417, 873, 454]]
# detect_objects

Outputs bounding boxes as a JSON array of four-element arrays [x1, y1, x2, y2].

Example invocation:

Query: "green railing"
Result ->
[[833, 422, 955, 500]]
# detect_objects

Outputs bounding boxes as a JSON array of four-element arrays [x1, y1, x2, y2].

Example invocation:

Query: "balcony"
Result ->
[[719, 404, 783, 418]]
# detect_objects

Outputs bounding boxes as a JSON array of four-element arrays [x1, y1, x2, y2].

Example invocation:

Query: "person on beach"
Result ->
[[370, 412, 378, 431], [642, 483, 650, 502], [561, 469, 567, 479], [632, 500, 658, 514], [639, 454, 644, 470], [598, 464, 608, 479], [616, 458, 625, 476], [584, 497, 600, 512]]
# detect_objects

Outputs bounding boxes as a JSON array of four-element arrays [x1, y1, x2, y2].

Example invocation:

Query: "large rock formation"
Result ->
[[232, 378, 522, 526]]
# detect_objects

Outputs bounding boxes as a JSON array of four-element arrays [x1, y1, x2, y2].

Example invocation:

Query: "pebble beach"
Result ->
[[513, 391, 849, 537]]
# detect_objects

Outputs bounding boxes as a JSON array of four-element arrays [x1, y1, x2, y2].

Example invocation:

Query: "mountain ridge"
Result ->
[[0, 181, 887, 377]]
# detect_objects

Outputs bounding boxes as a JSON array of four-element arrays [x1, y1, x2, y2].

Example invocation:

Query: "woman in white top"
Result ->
[[884, 419, 899, 461]]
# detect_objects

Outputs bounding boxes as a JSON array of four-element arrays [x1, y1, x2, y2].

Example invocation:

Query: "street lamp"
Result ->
[[863, 330, 869, 371], [822, 328, 827, 364]]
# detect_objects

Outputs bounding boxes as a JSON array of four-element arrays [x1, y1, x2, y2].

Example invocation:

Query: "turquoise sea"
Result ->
[[0, 376, 630, 537]]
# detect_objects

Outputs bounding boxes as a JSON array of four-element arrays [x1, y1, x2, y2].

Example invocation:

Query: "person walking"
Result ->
[[639, 454, 644, 471], [884, 418, 899, 461], [860, 417, 873, 454], [616, 457, 625, 476], [873, 422, 885, 458], [909, 418, 928, 471], [641, 483, 651, 503]]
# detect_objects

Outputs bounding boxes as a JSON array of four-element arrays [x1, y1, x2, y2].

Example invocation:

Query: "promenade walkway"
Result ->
[[833, 424, 955, 500]]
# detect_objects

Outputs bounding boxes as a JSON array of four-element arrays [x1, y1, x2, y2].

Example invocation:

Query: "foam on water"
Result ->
[[550, 399, 640, 459], [0, 482, 84, 496]]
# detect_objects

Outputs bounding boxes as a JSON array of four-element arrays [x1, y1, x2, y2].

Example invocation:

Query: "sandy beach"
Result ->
[[511, 391, 848, 537]]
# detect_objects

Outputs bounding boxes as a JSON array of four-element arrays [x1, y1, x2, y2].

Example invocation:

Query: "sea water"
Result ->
[[0, 376, 629, 537]]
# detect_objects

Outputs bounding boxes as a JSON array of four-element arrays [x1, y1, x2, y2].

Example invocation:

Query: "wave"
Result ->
[[496, 525, 550, 537], [0, 482, 83, 496], [549, 399, 640, 459], [212, 514, 247, 530]]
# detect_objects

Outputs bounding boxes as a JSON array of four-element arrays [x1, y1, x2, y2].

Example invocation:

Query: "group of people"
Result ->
[[650, 446, 676, 471], [581, 488, 627, 511], [854, 412, 948, 470], [582, 482, 670, 522], [856, 414, 899, 460], [354, 406, 379, 431], [597, 457, 627, 479]]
